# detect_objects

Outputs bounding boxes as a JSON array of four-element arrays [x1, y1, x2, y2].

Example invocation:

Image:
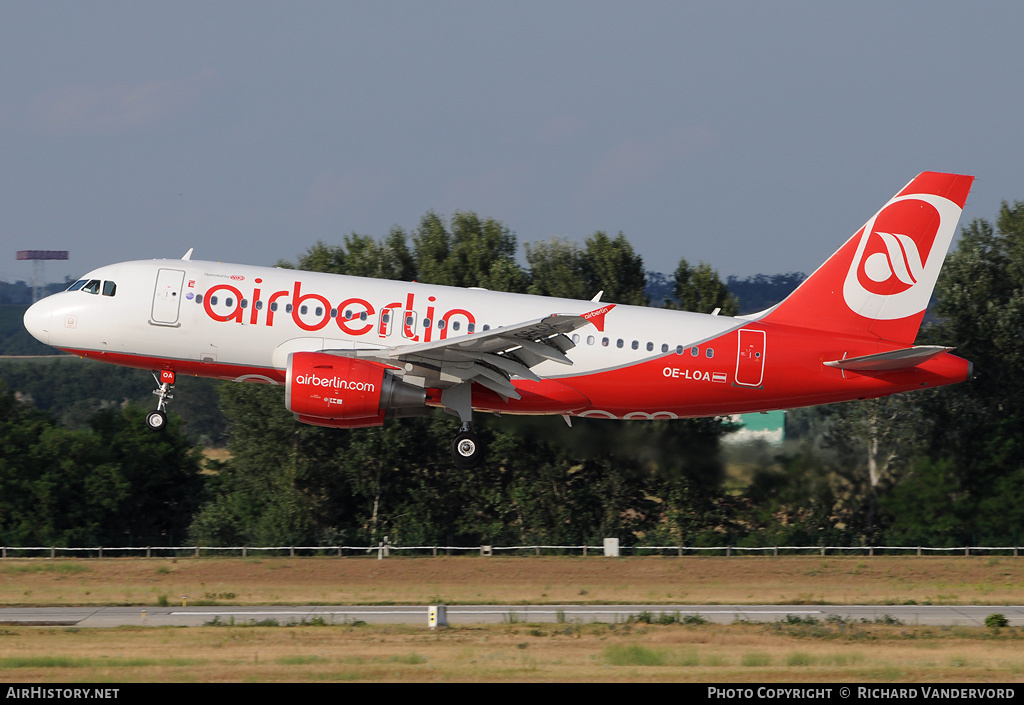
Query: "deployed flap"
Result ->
[[320, 308, 611, 395], [824, 345, 954, 371]]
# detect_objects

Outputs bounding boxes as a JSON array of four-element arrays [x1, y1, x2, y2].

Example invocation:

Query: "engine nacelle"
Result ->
[[285, 352, 426, 424]]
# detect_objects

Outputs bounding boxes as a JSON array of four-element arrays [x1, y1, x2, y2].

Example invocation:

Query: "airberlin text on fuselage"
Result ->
[[201, 280, 475, 342]]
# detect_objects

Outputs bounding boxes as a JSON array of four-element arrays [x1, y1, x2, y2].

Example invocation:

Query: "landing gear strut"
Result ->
[[442, 383, 485, 468], [146, 370, 175, 431]]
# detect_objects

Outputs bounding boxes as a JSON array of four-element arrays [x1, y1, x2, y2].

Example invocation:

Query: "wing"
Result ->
[[321, 306, 613, 400]]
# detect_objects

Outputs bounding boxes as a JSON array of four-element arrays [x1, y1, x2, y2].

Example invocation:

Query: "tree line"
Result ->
[[1, 204, 1022, 548]]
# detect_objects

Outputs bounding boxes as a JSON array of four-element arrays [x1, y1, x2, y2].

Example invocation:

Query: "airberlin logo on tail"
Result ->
[[861, 231, 925, 294], [843, 193, 962, 320]]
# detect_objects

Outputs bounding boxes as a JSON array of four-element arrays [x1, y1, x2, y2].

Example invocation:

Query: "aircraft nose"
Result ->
[[23, 298, 52, 345]]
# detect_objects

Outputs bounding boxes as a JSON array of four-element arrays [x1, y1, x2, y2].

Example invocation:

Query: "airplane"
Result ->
[[23, 171, 974, 468]]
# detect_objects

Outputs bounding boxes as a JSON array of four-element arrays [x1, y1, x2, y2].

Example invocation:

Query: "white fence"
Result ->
[[0, 543, 1020, 559]]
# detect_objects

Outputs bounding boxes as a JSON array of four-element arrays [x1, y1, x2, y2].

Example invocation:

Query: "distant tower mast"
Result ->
[[16, 250, 69, 302]]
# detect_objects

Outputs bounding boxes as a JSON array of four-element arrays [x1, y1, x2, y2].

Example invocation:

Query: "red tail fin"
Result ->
[[759, 172, 974, 344]]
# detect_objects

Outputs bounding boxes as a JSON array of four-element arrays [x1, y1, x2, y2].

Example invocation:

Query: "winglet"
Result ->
[[182, 248, 194, 261], [581, 304, 616, 332]]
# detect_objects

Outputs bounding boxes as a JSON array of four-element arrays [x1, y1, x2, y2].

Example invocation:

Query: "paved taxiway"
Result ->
[[1, 604, 1022, 628]]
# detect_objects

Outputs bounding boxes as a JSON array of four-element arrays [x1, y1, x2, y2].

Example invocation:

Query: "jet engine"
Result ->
[[285, 352, 426, 427]]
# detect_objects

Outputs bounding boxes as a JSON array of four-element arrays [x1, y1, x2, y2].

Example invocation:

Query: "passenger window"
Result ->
[[241, 299, 248, 309], [675, 345, 683, 355], [467, 323, 475, 333], [690, 347, 699, 357], [330, 308, 337, 318], [647, 342, 654, 352], [270, 302, 278, 312], [345, 309, 353, 319], [255, 300, 263, 310], [661, 343, 668, 353], [572, 333, 580, 343], [286, 304, 293, 313], [211, 296, 219, 306], [300, 305, 308, 315], [452, 321, 461, 331], [225, 297, 234, 307], [616, 339, 624, 348], [631, 340, 639, 350], [437, 319, 445, 329], [482, 324, 490, 331], [102, 281, 116, 297], [706, 348, 714, 358], [602, 337, 609, 347], [587, 335, 595, 346], [82, 280, 101, 294], [423, 318, 432, 328], [315, 307, 323, 316], [196, 295, 203, 304]]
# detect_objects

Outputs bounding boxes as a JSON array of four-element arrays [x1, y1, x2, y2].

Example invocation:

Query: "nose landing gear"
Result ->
[[146, 369, 175, 431]]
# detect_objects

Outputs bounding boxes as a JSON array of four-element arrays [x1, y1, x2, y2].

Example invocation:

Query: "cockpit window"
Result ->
[[82, 280, 101, 294], [102, 281, 116, 297], [67, 280, 87, 292]]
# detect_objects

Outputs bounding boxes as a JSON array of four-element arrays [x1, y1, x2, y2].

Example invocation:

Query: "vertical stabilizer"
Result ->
[[759, 172, 974, 344]]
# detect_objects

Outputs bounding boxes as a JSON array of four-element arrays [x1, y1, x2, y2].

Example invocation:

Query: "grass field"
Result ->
[[1, 555, 1022, 607], [1, 620, 1022, 682], [2, 556, 1023, 682]]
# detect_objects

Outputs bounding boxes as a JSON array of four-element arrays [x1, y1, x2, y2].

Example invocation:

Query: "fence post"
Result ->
[[820, 546, 825, 556], [51, 547, 55, 559], [965, 546, 969, 557], [917, 546, 921, 556], [726, 546, 731, 557], [195, 546, 199, 558], [869, 546, 874, 557], [146, 546, 151, 559], [290, 546, 295, 558], [773, 546, 778, 557]]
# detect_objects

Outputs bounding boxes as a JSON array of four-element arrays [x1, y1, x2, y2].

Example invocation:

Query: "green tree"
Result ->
[[413, 210, 527, 291], [673, 258, 739, 315], [525, 238, 591, 300], [917, 201, 1024, 542], [582, 231, 648, 305]]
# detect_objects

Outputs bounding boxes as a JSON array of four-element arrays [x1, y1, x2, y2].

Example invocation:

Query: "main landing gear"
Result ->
[[451, 427, 484, 469], [442, 383, 485, 468], [146, 369, 175, 431]]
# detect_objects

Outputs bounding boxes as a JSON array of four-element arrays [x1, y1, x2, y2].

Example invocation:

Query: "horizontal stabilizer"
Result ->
[[824, 346, 954, 371]]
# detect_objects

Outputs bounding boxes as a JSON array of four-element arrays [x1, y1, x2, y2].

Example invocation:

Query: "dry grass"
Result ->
[[1, 555, 1022, 607], [3, 556, 1023, 682], [0, 621, 1022, 682]]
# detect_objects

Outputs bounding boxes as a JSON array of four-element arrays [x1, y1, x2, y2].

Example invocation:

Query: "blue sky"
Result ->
[[2, 1, 1022, 285]]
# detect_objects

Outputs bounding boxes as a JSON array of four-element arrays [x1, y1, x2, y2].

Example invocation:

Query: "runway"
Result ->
[[1, 604, 1022, 628]]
